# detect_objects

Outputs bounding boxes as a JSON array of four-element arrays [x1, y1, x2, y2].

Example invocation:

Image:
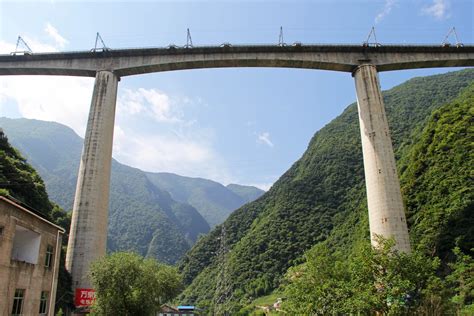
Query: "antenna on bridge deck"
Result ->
[[13, 36, 32, 55], [442, 27, 463, 47], [185, 28, 193, 48], [278, 26, 285, 46], [363, 26, 380, 47], [92, 32, 109, 52]]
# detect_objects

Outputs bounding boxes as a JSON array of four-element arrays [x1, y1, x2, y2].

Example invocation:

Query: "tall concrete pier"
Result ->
[[354, 64, 411, 252], [66, 71, 119, 289]]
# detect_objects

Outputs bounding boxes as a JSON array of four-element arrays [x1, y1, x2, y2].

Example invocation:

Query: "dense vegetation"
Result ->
[[282, 86, 474, 314], [89, 252, 182, 316], [0, 130, 73, 312], [400, 84, 474, 258], [0, 118, 263, 263], [283, 238, 473, 315], [178, 69, 474, 313], [0, 128, 52, 213]]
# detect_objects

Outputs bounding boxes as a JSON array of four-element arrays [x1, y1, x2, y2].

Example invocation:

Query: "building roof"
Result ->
[[178, 306, 195, 310], [159, 304, 180, 312], [0, 195, 65, 232]]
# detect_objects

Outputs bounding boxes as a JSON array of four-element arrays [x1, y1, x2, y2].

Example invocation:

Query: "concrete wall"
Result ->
[[0, 197, 63, 316]]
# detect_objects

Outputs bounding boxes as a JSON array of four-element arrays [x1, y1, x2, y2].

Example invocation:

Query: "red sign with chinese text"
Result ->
[[74, 288, 96, 307]]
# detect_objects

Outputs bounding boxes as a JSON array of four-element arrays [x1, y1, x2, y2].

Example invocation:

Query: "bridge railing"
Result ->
[[1, 42, 472, 58]]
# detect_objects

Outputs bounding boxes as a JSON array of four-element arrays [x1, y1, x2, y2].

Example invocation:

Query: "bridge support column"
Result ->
[[353, 64, 410, 252], [66, 70, 118, 290]]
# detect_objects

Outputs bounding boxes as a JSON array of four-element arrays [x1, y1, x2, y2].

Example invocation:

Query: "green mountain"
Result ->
[[146, 173, 264, 227], [226, 183, 264, 204], [0, 128, 52, 217], [0, 130, 73, 311], [400, 83, 474, 258], [178, 69, 474, 310], [0, 118, 264, 264], [0, 118, 210, 264]]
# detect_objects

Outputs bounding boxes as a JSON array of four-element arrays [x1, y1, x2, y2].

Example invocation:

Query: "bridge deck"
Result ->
[[1, 44, 473, 77]]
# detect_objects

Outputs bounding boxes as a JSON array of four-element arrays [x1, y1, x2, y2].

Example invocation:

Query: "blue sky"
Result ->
[[0, 0, 472, 189]]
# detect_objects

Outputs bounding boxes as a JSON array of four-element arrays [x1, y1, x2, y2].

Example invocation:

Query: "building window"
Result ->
[[11, 289, 25, 315], [11, 225, 41, 264], [45, 245, 54, 268], [39, 291, 49, 315]]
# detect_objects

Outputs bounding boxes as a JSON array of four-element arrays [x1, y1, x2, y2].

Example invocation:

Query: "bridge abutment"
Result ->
[[353, 64, 411, 252], [66, 70, 118, 290]]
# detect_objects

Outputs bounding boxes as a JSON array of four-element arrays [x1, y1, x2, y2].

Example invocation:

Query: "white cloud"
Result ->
[[0, 36, 57, 55], [0, 41, 16, 54], [0, 35, 242, 186], [0, 32, 90, 134], [44, 23, 68, 48], [118, 88, 181, 122], [375, 0, 397, 24], [112, 124, 233, 184], [257, 132, 274, 148], [0, 76, 94, 136], [422, 0, 450, 19]]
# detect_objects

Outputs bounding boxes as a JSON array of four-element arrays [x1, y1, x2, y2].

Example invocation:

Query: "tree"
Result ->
[[283, 237, 441, 315], [89, 252, 182, 316], [448, 247, 474, 315]]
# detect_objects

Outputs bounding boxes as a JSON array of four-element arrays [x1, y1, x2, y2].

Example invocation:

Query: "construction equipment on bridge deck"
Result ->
[[278, 26, 285, 46], [92, 32, 109, 52], [364, 26, 381, 47], [12, 36, 32, 55], [443, 27, 463, 47], [185, 28, 193, 48]]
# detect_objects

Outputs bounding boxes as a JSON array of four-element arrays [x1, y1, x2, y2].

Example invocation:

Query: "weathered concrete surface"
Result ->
[[0, 45, 473, 77], [65, 71, 118, 289], [0, 196, 64, 316], [354, 64, 411, 252]]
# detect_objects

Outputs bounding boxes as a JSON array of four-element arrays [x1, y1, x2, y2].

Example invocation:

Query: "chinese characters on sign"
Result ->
[[74, 288, 96, 307]]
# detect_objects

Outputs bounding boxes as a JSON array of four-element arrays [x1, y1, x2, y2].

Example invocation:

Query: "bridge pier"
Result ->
[[353, 64, 411, 252], [66, 70, 119, 290]]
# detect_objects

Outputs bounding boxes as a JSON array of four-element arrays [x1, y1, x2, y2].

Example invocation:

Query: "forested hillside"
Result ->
[[0, 119, 210, 264], [0, 130, 73, 311], [0, 118, 264, 264], [280, 80, 474, 315], [400, 83, 474, 258], [0, 128, 52, 213], [178, 69, 474, 312]]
